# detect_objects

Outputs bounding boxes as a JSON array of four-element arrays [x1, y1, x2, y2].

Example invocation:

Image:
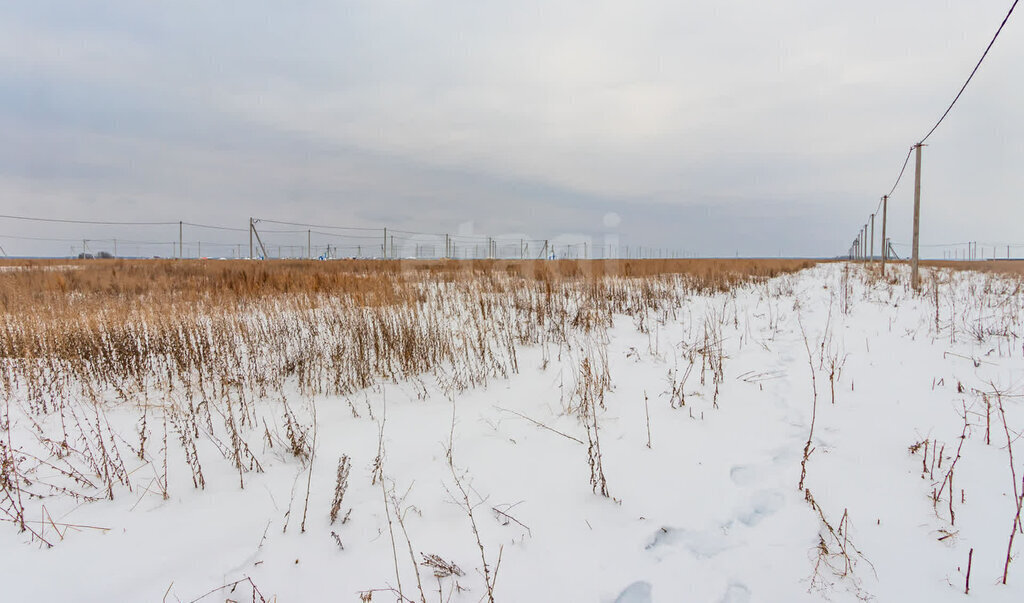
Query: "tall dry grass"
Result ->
[[0, 258, 814, 544], [0, 258, 815, 401]]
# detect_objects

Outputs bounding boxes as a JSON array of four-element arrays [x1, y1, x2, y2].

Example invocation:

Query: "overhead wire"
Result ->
[[255, 218, 381, 231], [0, 214, 176, 226], [918, 0, 1020, 145], [854, 0, 1019, 255]]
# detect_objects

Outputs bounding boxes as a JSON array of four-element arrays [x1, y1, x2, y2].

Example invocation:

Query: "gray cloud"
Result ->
[[1, 0, 1021, 258]]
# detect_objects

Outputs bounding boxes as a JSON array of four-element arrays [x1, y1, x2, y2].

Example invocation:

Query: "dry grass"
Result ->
[[0, 258, 814, 396], [0, 257, 814, 545], [0, 257, 815, 301], [918, 259, 1024, 276]]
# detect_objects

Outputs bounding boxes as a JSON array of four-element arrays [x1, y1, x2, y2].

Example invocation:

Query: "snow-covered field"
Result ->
[[3, 262, 1024, 602]]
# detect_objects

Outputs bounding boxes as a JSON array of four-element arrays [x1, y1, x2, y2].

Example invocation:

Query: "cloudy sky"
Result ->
[[1, 0, 1021, 258]]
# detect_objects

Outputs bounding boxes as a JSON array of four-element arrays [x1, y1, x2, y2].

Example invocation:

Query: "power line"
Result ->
[[308, 230, 383, 240], [891, 241, 971, 248], [0, 233, 95, 243], [885, 147, 914, 199], [181, 222, 249, 233], [0, 214, 177, 226], [919, 0, 1020, 144], [255, 218, 381, 232], [852, 0, 1019, 259]]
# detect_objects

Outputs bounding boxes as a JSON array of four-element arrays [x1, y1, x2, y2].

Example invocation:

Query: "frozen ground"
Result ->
[[2, 262, 1024, 601]]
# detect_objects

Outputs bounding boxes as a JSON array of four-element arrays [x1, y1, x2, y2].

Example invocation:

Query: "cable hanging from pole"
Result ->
[[0, 214, 177, 226], [255, 218, 381, 231], [885, 146, 914, 200], [919, 0, 1019, 145], [850, 0, 1018, 256]]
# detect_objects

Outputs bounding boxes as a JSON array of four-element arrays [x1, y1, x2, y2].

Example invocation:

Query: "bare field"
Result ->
[[5, 258, 1024, 601]]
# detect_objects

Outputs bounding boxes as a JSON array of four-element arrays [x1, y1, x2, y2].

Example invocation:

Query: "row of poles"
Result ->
[[849, 144, 923, 283], [242, 218, 690, 261], [18, 216, 699, 261], [942, 243, 1014, 260], [849, 193, 892, 272], [848, 0, 1019, 289]]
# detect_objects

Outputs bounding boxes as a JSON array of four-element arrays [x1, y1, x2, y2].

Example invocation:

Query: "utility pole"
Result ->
[[383, 228, 387, 259], [911, 143, 923, 289], [250, 220, 268, 259], [881, 195, 888, 276], [870, 214, 875, 263], [308, 230, 311, 260], [179, 221, 183, 259], [114, 239, 117, 259]]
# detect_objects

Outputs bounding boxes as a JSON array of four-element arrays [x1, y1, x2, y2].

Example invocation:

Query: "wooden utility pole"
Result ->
[[881, 195, 888, 276], [250, 220, 268, 259], [308, 230, 311, 259], [869, 214, 875, 263], [383, 228, 387, 259], [179, 221, 183, 259], [911, 143, 923, 289]]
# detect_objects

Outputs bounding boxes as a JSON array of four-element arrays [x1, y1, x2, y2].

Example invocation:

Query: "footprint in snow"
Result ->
[[614, 581, 652, 603], [729, 465, 757, 486], [719, 582, 752, 603], [645, 527, 732, 559], [735, 490, 785, 527]]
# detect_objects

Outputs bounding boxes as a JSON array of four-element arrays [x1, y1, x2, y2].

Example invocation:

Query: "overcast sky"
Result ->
[[1, 0, 1021, 258]]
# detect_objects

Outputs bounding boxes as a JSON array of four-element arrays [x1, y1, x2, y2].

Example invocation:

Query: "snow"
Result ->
[[2, 262, 1024, 601]]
